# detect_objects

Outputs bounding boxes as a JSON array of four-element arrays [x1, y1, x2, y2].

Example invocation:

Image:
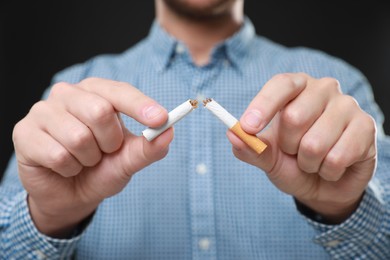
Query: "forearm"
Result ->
[[0, 191, 83, 259]]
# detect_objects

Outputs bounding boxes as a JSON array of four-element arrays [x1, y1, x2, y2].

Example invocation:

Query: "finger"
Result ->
[[297, 97, 351, 174], [142, 127, 174, 162], [120, 127, 174, 176], [240, 73, 307, 134], [49, 83, 124, 153], [79, 127, 174, 199], [278, 81, 334, 155], [13, 119, 82, 177], [318, 113, 376, 182], [29, 101, 103, 167], [76, 78, 168, 127], [227, 130, 258, 163], [227, 129, 275, 173]]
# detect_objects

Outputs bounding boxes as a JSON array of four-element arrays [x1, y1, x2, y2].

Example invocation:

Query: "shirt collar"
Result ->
[[146, 16, 256, 72], [224, 17, 256, 70]]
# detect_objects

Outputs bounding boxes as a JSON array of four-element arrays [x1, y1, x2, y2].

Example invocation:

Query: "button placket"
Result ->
[[188, 65, 217, 259]]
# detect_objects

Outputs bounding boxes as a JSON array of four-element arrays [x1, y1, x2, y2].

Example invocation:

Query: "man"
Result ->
[[1, 0, 390, 259]]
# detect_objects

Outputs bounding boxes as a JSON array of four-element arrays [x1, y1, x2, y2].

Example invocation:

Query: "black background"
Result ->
[[1, 1, 389, 178]]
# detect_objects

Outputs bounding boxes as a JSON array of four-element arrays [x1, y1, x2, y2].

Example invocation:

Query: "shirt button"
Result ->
[[176, 44, 185, 54], [325, 240, 341, 247], [198, 238, 211, 250], [35, 250, 47, 259], [196, 163, 208, 175]]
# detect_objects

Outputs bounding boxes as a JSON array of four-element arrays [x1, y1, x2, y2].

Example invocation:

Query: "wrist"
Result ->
[[295, 193, 364, 224], [28, 195, 97, 238]]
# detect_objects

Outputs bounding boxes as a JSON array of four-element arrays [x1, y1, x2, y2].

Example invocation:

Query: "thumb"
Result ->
[[119, 128, 174, 177], [226, 128, 276, 173], [85, 128, 173, 199]]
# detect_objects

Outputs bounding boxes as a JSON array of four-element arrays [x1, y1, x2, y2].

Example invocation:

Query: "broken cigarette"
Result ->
[[203, 98, 267, 154], [142, 99, 198, 141]]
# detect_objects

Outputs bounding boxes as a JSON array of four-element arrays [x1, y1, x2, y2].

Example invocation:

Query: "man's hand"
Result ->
[[227, 73, 377, 223], [12, 77, 173, 237]]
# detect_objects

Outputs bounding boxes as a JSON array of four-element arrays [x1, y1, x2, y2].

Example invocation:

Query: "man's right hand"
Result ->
[[12, 77, 173, 238]]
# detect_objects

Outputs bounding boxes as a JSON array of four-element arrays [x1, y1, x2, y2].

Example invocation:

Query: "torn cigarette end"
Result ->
[[203, 98, 267, 154], [189, 99, 199, 108], [142, 99, 198, 141]]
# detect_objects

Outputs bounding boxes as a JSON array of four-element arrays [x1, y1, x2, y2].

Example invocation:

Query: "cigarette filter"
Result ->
[[142, 99, 198, 141], [203, 98, 267, 154]]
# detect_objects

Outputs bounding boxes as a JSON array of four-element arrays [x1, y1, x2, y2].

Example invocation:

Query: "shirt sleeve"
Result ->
[[298, 137, 390, 259], [0, 190, 84, 260], [0, 155, 86, 260]]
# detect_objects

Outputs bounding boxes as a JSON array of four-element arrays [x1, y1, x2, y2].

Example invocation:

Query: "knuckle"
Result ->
[[355, 115, 377, 159], [318, 77, 342, 93], [296, 72, 309, 78], [29, 100, 48, 114], [12, 121, 27, 144], [78, 77, 102, 91], [87, 100, 115, 125], [361, 123, 377, 150], [319, 161, 344, 181], [80, 77, 99, 85], [67, 126, 93, 150], [300, 136, 326, 157], [114, 80, 132, 89], [280, 108, 304, 129], [323, 152, 346, 172], [339, 95, 359, 110], [49, 82, 72, 98], [360, 114, 377, 135], [272, 73, 290, 81], [272, 73, 296, 89], [47, 147, 73, 168]]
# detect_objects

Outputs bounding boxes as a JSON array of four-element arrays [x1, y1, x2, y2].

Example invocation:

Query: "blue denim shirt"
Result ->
[[2, 17, 390, 259]]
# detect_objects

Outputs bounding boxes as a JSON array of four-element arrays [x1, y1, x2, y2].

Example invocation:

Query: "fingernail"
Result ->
[[144, 105, 163, 119], [244, 110, 262, 128]]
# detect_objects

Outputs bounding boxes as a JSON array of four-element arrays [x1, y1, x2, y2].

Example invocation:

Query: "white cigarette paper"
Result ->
[[203, 98, 267, 154], [142, 99, 198, 141]]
